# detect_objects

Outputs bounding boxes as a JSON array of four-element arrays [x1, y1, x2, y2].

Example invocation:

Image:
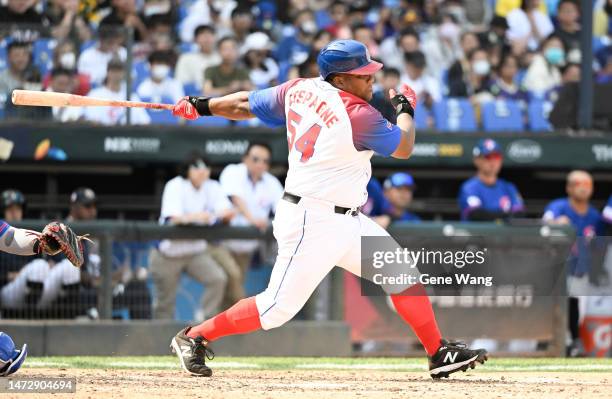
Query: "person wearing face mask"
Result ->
[[420, 13, 463, 81], [42, 41, 90, 96], [523, 34, 565, 97], [136, 50, 185, 104], [275, 9, 317, 66], [448, 48, 492, 99], [448, 31, 482, 96]]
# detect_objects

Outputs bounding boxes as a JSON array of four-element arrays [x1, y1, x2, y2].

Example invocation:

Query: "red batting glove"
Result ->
[[172, 96, 199, 120], [389, 83, 418, 110]]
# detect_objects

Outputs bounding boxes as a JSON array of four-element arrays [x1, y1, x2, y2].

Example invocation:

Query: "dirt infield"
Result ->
[[9, 368, 611, 399]]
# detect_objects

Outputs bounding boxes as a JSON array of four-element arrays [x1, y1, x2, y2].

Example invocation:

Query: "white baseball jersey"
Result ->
[[245, 79, 410, 331], [248, 78, 401, 208]]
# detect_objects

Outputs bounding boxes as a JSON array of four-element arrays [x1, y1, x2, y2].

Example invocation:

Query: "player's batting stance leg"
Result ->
[[170, 39, 487, 379]]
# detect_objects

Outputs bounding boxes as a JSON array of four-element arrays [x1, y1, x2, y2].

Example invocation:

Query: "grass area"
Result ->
[[25, 356, 612, 373]]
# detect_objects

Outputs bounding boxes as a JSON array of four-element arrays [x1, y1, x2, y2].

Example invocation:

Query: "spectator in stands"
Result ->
[[203, 37, 253, 97], [352, 23, 379, 59], [136, 50, 184, 103], [597, 54, 612, 84], [288, 51, 319, 80], [45, 0, 92, 44], [458, 139, 524, 221], [275, 9, 317, 66], [150, 153, 233, 320], [77, 26, 127, 87], [523, 34, 564, 97], [488, 53, 529, 103], [326, 1, 351, 39], [228, 7, 254, 50], [175, 25, 220, 90], [0, 41, 37, 95], [0, 190, 36, 291], [100, 0, 149, 43], [0, 0, 50, 42], [47, 67, 84, 122], [594, 0, 612, 37], [219, 142, 283, 310], [480, 15, 510, 52], [554, 0, 581, 54], [420, 13, 463, 80], [83, 58, 150, 125], [495, 0, 548, 17], [542, 171, 605, 356], [42, 40, 90, 96], [379, 28, 421, 72], [506, 0, 554, 53], [448, 31, 482, 94], [402, 51, 441, 107], [370, 67, 401, 123], [449, 48, 493, 101], [242, 32, 279, 89]]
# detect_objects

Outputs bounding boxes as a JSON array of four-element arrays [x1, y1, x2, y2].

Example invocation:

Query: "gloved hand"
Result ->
[[172, 96, 199, 120], [389, 83, 417, 110]]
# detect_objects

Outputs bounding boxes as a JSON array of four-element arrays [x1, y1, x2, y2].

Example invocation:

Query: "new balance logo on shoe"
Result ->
[[443, 351, 458, 363], [180, 345, 191, 357]]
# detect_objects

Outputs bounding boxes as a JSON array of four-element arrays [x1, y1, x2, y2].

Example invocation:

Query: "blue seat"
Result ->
[[183, 82, 200, 96], [527, 99, 553, 132], [481, 100, 524, 132], [188, 116, 230, 127], [0, 39, 8, 71], [33, 38, 56, 76], [132, 61, 149, 89], [432, 98, 477, 132], [80, 40, 96, 53], [413, 103, 430, 130]]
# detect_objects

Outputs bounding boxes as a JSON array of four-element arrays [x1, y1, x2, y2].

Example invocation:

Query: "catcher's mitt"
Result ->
[[36, 222, 90, 267]]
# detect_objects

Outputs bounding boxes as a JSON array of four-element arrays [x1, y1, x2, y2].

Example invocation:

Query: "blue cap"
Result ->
[[473, 138, 502, 157], [0, 332, 27, 376], [383, 172, 416, 189], [317, 40, 383, 79]]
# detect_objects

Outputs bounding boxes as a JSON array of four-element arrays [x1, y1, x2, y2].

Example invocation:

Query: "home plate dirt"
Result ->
[[8, 368, 611, 399]]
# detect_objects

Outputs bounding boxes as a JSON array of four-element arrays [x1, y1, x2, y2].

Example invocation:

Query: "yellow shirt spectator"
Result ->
[[496, 0, 548, 17]]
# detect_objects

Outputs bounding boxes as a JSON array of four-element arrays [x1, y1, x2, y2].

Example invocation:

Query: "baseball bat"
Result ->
[[11, 89, 175, 111]]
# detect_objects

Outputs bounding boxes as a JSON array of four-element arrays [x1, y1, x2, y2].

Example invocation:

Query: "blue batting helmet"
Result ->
[[317, 40, 383, 79], [0, 332, 27, 377]]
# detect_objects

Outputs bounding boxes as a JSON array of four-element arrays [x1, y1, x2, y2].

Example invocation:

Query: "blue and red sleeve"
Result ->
[[340, 92, 401, 157], [248, 79, 303, 127], [0, 220, 10, 237]]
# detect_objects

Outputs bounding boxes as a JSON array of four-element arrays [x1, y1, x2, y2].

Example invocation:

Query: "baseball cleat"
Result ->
[[428, 339, 488, 379], [170, 327, 214, 377]]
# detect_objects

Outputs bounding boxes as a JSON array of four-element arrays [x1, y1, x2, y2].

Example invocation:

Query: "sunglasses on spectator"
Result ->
[[249, 156, 270, 164]]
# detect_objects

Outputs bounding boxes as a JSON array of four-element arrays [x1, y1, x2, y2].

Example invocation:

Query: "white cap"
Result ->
[[242, 32, 273, 55]]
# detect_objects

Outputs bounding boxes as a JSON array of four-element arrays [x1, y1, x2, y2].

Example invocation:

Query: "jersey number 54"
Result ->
[[287, 109, 322, 163]]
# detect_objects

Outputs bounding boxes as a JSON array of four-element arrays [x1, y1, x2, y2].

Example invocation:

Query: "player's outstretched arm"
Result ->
[[389, 84, 417, 159], [0, 223, 40, 256], [172, 92, 255, 121]]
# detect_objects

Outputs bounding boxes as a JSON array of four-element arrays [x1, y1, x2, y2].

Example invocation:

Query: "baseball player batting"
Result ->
[[170, 40, 487, 379]]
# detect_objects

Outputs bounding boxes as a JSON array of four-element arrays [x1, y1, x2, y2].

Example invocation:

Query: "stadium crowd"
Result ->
[[0, 0, 611, 129]]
